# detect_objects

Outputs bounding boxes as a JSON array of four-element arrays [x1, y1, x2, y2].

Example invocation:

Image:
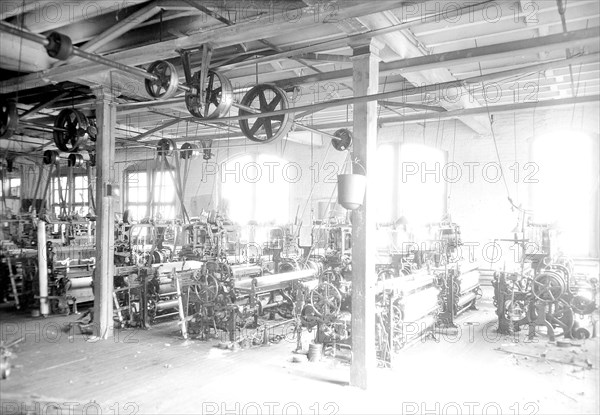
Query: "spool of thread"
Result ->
[[308, 343, 322, 362]]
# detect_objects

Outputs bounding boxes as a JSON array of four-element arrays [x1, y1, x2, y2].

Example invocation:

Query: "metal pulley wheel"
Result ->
[[569, 294, 596, 315], [46, 31, 73, 60], [0, 100, 18, 140], [185, 70, 233, 119], [68, 153, 85, 167], [150, 250, 164, 264], [145, 60, 180, 100], [332, 128, 353, 151], [532, 271, 566, 302], [238, 84, 293, 143], [310, 282, 342, 317], [156, 138, 177, 157], [43, 150, 59, 165], [53, 108, 89, 152], [180, 142, 200, 159]]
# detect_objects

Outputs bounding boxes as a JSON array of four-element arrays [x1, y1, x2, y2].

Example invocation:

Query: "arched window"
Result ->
[[531, 131, 597, 256], [221, 154, 290, 225]]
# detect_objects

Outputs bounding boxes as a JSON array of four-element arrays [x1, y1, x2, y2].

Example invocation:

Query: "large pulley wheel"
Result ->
[[532, 271, 566, 303], [310, 282, 342, 317], [53, 108, 89, 152], [0, 100, 18, 140], [238, 84, 293, 143], [185, 70, 232, 119], [145, 60, 180, 100]]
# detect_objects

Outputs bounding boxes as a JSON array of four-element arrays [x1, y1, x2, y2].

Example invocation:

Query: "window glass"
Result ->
[[221, 154, 290, 225]]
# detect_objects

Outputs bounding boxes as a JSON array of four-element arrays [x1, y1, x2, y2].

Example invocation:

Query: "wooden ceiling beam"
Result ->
[[272, 27, 599, 89], [379, 94, 599, 125], [218, 1, 496, 72], [121, 53, 598, 128], [298, 53, 351, 63], [79, 2, 161, 55], [0, 1, 405, 94]]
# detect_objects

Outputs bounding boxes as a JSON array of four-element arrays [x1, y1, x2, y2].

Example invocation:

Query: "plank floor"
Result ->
[[1, 286, 598, 415]]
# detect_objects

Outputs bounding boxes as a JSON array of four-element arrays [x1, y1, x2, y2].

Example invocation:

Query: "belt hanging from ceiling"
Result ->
[[32, 163, 44, 206], [55, 162, 68, 217], [166, 151, 189, 224], [86, 163, 96, 214], [153, 138, 189, 223], [41, 162, 56, 211]]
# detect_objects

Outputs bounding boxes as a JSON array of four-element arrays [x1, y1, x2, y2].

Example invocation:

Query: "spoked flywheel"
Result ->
[[53, 108, 89, 152], [145, 60, 180, 100], [185, 70, 233, 119], [238, 84, 293, 143]]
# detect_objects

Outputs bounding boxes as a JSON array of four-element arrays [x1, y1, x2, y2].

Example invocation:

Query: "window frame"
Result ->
[[50, 173, 90, 216], [124, 169, 177, 221]]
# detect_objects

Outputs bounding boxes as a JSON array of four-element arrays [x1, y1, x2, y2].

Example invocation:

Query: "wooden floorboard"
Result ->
[[1, 287, 598, 414]]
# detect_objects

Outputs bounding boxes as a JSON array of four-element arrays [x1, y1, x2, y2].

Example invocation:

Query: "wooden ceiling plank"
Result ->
[[379, 94, 599, 124], [169, 53, 600, 124], [356, 11, 487, 134], [131, 118, 181, 141], [272, 27, 599, 89], [79, 2, 161, 54], [0, 1, 406, 93]]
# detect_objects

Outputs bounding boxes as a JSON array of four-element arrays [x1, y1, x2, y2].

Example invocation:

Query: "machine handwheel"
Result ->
[[145, 60, 180, 100], [193, 274, 219, 303], [238, 84, 293, 143], [185, 70, 233, 119], [53, 108, 89, 152], [204, 261, 232, 283], [532, 271, 565, 303], [0, 100, 18, 140], [310, 282, 342, 317]]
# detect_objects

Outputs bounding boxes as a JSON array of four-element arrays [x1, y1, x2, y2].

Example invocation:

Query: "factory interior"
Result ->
[[0, 0, 599, 414]]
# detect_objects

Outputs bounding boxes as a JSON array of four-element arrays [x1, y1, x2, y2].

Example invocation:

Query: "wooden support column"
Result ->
[[93, 86, 116, 339], [350, 39, 380, 389]]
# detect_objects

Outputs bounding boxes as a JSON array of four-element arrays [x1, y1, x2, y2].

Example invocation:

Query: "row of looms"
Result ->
[[2, 189, 482, 367]]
